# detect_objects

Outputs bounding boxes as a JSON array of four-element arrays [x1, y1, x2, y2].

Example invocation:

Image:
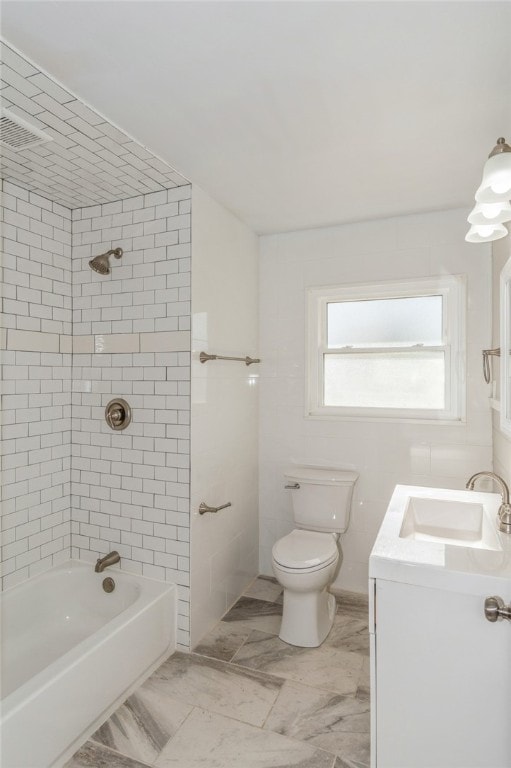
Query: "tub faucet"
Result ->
[[465, 471, 511, 534], [95, 551, 120, 573]]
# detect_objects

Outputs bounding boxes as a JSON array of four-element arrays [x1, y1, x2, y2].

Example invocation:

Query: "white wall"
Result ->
[[190, 186, 259, 647], [1, 180, 72, 590], [491, 231, 511, 487], [259, 208, 493, 593]]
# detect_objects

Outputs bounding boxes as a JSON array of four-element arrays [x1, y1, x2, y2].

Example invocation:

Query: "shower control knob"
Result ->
[[484, 596, 511, 622], [110, 408, 122, 424], [105, 398, 132, 431]]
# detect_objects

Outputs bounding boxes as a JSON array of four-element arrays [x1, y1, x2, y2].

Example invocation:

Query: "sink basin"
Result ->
[[399, 496, 502, 551]]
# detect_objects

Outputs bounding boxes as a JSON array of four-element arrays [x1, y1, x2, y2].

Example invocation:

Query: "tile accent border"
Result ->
[[3, 329, 189, 354]]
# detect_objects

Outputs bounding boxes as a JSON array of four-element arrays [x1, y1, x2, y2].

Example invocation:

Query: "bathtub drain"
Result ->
[[102, 577, 115, 593]]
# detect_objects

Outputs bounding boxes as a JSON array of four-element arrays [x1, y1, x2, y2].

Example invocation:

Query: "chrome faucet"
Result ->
[[466, 472, 511, 534], [95, 551, 121, 573]]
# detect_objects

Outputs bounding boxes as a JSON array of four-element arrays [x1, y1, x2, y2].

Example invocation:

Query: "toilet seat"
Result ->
[[272, 529, 338, 572]]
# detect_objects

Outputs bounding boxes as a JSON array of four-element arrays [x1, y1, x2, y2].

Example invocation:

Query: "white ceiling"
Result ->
[[2, 1, 511, 234]]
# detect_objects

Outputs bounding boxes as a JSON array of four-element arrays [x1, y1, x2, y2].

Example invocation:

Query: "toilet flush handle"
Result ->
[[284, 483, 300, 489]]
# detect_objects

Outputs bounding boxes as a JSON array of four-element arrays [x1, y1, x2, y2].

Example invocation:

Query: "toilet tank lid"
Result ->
[[284, 467, 359, 486]]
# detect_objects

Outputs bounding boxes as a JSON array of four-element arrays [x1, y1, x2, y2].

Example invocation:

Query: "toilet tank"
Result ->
[[284, 467, 359, 533]]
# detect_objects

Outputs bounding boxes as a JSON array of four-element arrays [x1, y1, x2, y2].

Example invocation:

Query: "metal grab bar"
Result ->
[[199, 501, 232, 515], [200, 351, 261, 366], [483, 348, 500, 383]]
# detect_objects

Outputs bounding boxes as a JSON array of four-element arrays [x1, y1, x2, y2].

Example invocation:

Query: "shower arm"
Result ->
[[105, 248, 123, 259]]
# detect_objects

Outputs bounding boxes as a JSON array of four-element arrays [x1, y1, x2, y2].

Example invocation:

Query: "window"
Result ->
[[307, 276, 466, 421]]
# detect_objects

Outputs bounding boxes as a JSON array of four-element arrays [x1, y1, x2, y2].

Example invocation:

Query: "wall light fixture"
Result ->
[[466, 138, 511, 243]]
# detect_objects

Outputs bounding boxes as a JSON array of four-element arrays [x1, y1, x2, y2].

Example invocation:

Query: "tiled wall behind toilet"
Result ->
[[259, 209, 493, 593], [71, 187, 192, 649], [1, 180, 72, 590]]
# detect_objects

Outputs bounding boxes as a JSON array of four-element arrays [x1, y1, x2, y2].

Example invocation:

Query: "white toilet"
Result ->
[[271, 466, 358, 648]]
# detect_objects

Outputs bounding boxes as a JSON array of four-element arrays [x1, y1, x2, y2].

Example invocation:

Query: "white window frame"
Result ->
[[307, 275, 466, 423]]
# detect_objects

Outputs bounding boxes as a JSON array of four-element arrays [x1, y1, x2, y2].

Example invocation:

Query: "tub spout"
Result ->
[[95, 551, 120, 573]]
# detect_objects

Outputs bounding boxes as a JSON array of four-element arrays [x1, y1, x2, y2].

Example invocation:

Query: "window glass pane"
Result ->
[[327, 296, 443, 348], [324, 351, 445, 409]]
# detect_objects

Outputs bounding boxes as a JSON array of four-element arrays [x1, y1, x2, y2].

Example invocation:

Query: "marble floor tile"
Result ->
[[332, 732, 370, 767], [264, 680, 369, 755], [358, 656, 370, 688], [333, 591, 369, 621], [222, 595, 283, 635], [65, 740, 152, 768], [145, 651, 283, 727], [91, 686, 192, 764], [325, 615, 369, 656], [69, 581, 372, 768], [231, 631, 363, 695], [355, 683, 370, 701], [193, 621, 251, 662], [243, 576, 283, 603], [155, 708, 335, 768]]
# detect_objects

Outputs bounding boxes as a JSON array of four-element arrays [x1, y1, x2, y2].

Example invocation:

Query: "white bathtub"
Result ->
[[0, 560, 176, 768]]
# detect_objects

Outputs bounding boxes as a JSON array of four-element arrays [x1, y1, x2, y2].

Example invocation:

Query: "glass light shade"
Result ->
[[467, 201, 511, 225], [475, 152, 511, 203], [465, 223, 508, 243]]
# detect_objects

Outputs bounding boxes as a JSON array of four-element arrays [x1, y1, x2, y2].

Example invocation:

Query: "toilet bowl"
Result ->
[[272, 529, 340, 647], [271, 467, 358, 648]]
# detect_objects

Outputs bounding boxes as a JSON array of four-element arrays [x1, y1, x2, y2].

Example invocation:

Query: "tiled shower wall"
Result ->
[[0, 179, 72, 590], [71, 186, 192, 649], [1, 181, 192, 647]]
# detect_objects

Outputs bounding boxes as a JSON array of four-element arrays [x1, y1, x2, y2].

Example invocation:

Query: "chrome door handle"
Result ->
[[199, 501, 232, 515], [284, 483, 300, 489], [484, 596, 511, 622]]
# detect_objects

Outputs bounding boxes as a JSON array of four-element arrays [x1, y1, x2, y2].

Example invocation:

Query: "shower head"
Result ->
[[89, 247, 123, 275]]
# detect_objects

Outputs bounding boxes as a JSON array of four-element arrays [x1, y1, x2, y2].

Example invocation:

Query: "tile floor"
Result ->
[[66, 578, 370, 768]]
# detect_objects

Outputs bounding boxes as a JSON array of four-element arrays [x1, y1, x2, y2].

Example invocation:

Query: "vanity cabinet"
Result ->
[[369, 484, 511, 768], [370, 577, 511, 768]]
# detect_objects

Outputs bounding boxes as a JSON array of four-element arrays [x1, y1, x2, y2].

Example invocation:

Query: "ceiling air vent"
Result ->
[[0, 108, 52, 151]]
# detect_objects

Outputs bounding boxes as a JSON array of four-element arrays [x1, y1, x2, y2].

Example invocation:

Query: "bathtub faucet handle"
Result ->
[[95, 551, 121, 573]]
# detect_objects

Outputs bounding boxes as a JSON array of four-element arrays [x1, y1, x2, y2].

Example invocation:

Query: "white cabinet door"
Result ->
[[374, 579, 511, 768]]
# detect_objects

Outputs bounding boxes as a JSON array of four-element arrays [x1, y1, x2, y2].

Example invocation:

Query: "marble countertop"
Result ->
[[369, 485, 511, 595]]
